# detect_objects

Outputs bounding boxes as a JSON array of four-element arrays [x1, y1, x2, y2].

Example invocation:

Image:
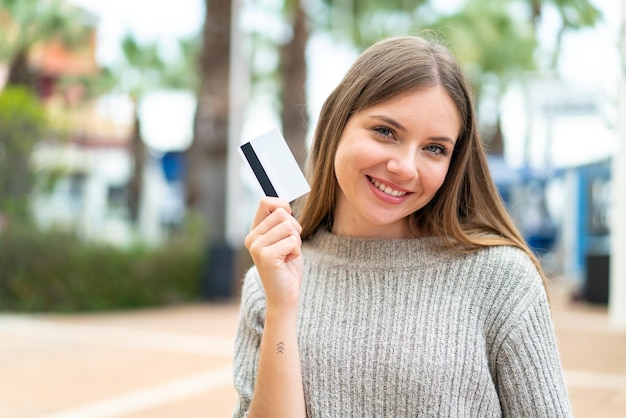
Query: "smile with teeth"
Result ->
[[369, 177, 408, 197]]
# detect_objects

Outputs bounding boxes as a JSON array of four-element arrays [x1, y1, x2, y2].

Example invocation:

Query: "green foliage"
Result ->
[[110, 33, 200, 99], [161, 36, 201, 91], [0, 225, 205, 312], [317, 0, 430, 46], [0, 87, 47, 221], [428, 0, 538, 97], [550, 0, 603, 28], [0, 0, 93, 61]]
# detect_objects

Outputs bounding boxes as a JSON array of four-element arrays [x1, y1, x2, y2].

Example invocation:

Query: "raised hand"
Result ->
[[244, 197, 304, 311]]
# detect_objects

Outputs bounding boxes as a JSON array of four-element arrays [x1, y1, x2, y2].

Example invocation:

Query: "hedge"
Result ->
[[0, 225, 204, 312]]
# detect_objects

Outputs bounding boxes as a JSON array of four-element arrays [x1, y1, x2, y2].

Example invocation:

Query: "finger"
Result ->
[[255, 232, 302, 266], [246, 215, 302, 254], [250, 206, 301, 239], [251, 197, 292, 229]]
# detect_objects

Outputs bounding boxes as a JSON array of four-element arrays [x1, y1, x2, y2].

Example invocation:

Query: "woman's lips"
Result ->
[[368, 176, 409, 197]]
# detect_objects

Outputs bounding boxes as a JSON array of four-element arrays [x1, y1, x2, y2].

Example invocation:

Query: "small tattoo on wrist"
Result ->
[[276, 341, 285, 354]]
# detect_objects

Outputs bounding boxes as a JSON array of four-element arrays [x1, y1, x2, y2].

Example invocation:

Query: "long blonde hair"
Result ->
[[297, 35, 548, 289]]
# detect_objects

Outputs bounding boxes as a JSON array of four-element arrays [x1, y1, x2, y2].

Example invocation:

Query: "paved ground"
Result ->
[[1, 279, 625, 418]]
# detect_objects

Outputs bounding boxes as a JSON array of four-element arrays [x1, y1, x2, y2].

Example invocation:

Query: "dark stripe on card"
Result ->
[[240, 142, 278, 197]]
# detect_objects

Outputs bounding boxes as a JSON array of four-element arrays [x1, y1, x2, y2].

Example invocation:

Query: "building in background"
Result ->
[[0, 5, 174, 246]]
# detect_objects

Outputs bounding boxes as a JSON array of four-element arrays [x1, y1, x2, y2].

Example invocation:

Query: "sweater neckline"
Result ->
[[304, 229, 454, 270]]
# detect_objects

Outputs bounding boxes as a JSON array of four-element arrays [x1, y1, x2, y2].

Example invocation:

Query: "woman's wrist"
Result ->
[[265, 303, 299, 324]]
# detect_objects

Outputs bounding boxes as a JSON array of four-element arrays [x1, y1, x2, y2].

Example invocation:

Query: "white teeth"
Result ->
[[370, 177, 407, 197]]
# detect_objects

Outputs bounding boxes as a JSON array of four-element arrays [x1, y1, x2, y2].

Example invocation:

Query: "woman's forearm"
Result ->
[[247, 306, 305, 418]]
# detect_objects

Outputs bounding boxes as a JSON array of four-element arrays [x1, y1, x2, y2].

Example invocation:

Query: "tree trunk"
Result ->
[[186, 0, 232, 242], [280, 1, 309, 169], [185, 0, 234, 299], [487, 114, 505, 156], [7, 50, 36, 90], [128, 104, 145, 224]]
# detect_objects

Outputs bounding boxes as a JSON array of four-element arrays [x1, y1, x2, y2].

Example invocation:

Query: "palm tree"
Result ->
[[0, 0, 93, 91], [100, 34, 199, 224], [526, 0, 602, 67], [186, 0, 232, 240], [185, 0, 234, 298], [320, 0, 429, 47], [116, 36, 164, 223], [280, 0, 309, 168]]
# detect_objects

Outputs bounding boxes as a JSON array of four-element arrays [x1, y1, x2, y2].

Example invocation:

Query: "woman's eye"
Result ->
[[425, 144, 447, 155], [373, 126, 394, 138]]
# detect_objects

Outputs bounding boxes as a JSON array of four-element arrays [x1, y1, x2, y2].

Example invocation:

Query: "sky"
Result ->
[[68, 0, 622, 169]]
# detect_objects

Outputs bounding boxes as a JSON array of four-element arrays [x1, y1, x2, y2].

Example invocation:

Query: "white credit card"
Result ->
[[238, 128, 310, 202]]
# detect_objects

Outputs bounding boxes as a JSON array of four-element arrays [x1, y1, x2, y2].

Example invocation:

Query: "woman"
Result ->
[[232, 35, 572, 417]]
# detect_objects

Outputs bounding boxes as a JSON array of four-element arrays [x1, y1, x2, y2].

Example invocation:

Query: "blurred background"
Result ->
[[0, 0, 624, 417]]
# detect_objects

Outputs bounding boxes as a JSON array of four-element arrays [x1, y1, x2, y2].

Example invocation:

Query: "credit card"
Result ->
[[238, 128, 310, 202]]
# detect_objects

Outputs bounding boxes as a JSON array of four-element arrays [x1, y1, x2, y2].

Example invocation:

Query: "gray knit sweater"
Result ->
[[232, 230, 572, 417]]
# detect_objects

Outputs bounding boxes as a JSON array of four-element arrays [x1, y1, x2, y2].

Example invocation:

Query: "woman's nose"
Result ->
[[386, 150, 417, 180]]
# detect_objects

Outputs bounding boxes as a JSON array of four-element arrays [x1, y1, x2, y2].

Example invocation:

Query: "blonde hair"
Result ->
[[297, 35, 548, 288]]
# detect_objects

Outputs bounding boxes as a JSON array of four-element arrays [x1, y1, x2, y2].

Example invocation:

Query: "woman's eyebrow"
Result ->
[[369, 115, 406, 132]]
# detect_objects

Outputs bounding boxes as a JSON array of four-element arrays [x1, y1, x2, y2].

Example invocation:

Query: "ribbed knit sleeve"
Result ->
[[495, 287, 572, 417], [231, 268, 265, 418]]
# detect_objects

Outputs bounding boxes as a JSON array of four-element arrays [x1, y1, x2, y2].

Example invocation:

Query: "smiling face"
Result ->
[[332, 86, 461, 239]]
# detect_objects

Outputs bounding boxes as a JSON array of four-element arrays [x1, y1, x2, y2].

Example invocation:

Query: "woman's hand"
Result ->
[[244, 197, 307, 417], [244, 197, 304, 311]]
